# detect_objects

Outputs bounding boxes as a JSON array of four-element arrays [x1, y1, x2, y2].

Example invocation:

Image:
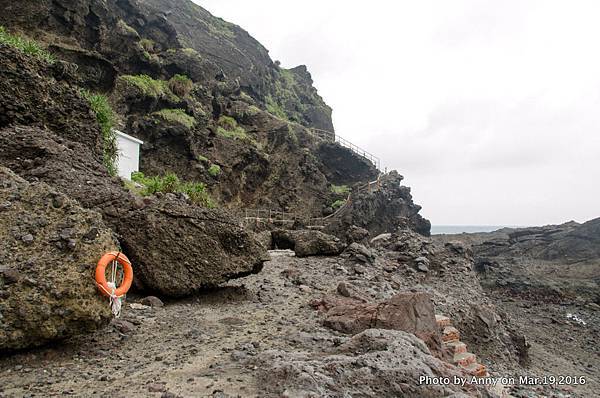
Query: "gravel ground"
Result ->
[[0, 247, 597, 397]]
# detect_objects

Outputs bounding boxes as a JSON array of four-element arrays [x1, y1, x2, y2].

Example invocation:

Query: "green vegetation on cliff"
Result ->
[[168, 74, 193, 97], [216, 115, 252, 141], [118, 74, 179, 101], [0, 26, 54, 63], [330, 184, 350, 195], [81, 91, 118, 176], [331, 199, 346, 210], [131, 171, 214, 207], [208, 164, 221, 177], [154, 109, 196, 129]]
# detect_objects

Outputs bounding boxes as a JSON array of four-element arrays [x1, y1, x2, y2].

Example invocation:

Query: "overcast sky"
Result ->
[[197, 0, 599, 226]]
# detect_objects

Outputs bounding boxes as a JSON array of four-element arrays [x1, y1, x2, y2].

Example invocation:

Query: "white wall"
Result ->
[[115, 131, 143, 180]]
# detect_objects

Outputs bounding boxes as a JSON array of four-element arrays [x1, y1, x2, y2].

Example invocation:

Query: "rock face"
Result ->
[[474, 219, 600, 262], [317, 291, 443, 355], [433, 220, 600, 303], [271, 229, 346, 257], [0, 167, 116, 351], [325, 171, 431, 238], [252, 329, 484, 397]]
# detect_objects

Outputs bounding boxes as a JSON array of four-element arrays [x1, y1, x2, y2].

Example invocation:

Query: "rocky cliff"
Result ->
[[0, 0, 430, 351]]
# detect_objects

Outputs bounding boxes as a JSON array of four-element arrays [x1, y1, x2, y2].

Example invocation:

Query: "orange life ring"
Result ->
[[95, 252, 133, 297]]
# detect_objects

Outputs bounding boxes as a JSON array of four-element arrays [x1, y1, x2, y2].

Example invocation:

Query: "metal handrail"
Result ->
[[242, 173, 389, 228]]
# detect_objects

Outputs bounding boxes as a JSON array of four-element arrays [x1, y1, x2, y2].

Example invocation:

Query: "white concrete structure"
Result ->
[[114, 130, 143, 180]]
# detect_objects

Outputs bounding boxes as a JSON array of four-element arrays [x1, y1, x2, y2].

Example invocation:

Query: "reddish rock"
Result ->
[[321, 291, 443, 355]]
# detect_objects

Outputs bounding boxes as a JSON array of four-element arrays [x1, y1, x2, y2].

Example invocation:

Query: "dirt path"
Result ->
[[0, 252, 341, 397]]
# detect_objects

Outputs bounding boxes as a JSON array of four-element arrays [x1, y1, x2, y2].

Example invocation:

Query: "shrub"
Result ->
[[0, 26, 55, 63], [118, 74, 178, 101], [153, 109, 196, 129], [331, 199, 346, 210], [131, 171, 214, 207], [330, 184, 350, 195], [168, 74, 193, 97], [208, 164, 221, 177], [81, 90, 118, 176], [196, 154, 209, 164]]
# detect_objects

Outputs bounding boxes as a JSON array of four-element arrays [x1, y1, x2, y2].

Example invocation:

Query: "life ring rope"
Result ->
[[95, 251, 133, 318]]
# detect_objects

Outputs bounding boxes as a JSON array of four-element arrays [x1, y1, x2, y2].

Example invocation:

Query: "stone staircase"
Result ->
[[436, 314, 488, 377]]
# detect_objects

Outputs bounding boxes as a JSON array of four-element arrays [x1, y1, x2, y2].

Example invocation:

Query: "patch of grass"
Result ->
[[244, 105, 261, 118], [196, 154, 209, 164], [131, 171, 214, 207], [218, 115, 238, 129], [208, 164, 221, 177], [81, 90, 118, 176], [168, 74, 193, 97], [118, 74, 178, 101], [139, 38, 155, 52], [153, 109, 196, 129], [0, 26, 55, 64], [331, 199, 346, 210], [216, 126, 247, 140], [265, 95, 288, 120], [117, 20, 138, 37], [207, 17, 235, 39], [330, 184, 350, 195], [182, 47, 200, 58]]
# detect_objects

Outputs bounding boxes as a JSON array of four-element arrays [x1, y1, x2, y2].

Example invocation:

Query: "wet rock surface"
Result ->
[[0, 167, 116, 351]]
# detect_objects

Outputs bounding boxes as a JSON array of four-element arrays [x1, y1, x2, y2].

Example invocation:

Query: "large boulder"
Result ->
[[251, 329, 485, 397], [271, 229, 346, 257], [0, 167, 116, 351], [318, 291, 443, 355], [120, 198, 267, 296], [0, 125, 267, 298]]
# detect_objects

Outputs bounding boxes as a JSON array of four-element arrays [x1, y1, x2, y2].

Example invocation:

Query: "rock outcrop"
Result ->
[[252, 329, 486, 397], [325, 171, 431, 238], [0, 167, 116, 351], [271, 229, 346, 257], [314, 290, 443, 355], [434, 220, 600, 304]]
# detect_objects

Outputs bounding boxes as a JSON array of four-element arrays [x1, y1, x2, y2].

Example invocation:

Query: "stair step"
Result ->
[[442, 326, 460, 343], [453, 352, 476, 367], [435, 314, 451, 328], [444, 341, 467, 354], [461, 362, 487, 377]]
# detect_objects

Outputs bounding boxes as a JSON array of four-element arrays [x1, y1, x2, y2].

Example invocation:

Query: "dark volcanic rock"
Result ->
[[252, 329, 484, 398], [0, 125, 266, 297], [0, 167, 115, 351], [271, 229, 346, 257], [120, 199, 267, 296], [325, 171, 431, 238]]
